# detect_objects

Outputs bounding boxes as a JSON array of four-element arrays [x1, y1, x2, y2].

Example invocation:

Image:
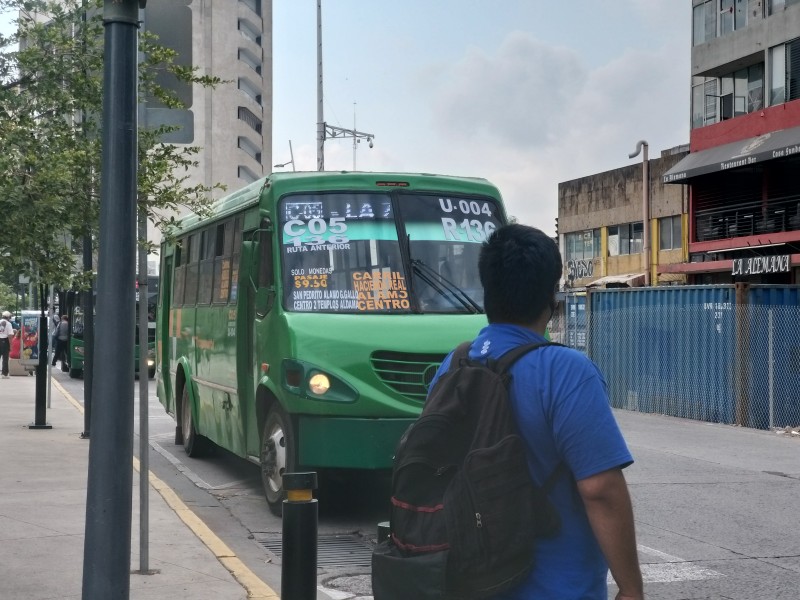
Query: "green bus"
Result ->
[[156, 171, 507, 513], [67, 276, 158, 379]]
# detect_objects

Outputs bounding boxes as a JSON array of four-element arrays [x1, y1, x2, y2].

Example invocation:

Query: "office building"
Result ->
[[558, 146, 689, 291], [144, 0, 272, 198], [662, 0, 800, 283]]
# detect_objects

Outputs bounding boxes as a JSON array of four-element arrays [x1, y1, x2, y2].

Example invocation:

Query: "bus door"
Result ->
[[159, 255, 173, 402], [235, 226, 262, 450]]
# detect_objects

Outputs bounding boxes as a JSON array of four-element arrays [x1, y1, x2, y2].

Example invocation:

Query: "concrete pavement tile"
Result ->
[[128, 578, 248, 600], [0, 534, 84, 600], [0, 375, 260, 600], [0, 513, 79, 541], [0, 490, 89, 538]]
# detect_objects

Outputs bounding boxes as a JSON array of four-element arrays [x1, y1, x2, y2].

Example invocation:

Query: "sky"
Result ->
[[1, 1, 691, 236], [272, 0, 690, 234]]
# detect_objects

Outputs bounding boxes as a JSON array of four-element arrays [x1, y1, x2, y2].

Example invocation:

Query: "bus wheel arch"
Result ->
[[177, 370, 210, 457], [258, 390, 296, 516], [174, 367, 188, 445]]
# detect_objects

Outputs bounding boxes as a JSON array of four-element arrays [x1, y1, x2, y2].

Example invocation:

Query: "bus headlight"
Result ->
[[308, 373, 331, 395], [282, 359, 358, 403]]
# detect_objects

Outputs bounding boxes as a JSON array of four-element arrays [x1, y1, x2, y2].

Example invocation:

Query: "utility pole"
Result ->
[[80, 0, 94, 441], [315, 0, 374, 171], [629, 140, 651, 286], [82, 1, 142, 598]]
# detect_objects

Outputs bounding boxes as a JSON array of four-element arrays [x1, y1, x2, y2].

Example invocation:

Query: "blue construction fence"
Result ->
[[563, 284, 800, 430]]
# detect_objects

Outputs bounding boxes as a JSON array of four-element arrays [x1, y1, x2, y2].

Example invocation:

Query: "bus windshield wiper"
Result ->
[[410, 259, 483, 314]]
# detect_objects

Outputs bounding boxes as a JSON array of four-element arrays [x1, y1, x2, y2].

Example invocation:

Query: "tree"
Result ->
[[0, 281, 16, 311], [0, 0, 223, 296]]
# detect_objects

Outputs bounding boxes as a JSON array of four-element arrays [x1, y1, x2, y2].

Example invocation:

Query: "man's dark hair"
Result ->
[[479, 224, 562, 324]]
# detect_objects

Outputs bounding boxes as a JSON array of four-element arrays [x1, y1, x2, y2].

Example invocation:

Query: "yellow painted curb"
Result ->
[[55, 379, 279, 599]]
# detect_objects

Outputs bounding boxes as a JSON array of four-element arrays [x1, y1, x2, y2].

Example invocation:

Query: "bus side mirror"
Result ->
[[255, 286, 275, 317]]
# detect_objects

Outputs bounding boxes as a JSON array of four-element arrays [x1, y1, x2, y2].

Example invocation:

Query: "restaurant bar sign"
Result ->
[[731, 254, 790, 276]]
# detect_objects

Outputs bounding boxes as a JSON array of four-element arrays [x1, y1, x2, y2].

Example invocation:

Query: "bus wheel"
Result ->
[[69, 368, 82, 379], [261, 403, 295, 516], [181, 385, 209, 457]]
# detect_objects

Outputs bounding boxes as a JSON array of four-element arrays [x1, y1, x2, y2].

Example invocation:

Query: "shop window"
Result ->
[[659, 216, 682, 251], [565, 229, 600, 262]]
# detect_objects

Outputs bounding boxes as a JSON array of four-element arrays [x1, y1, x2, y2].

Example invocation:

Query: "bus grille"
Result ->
[[371, 351, 447, 402]]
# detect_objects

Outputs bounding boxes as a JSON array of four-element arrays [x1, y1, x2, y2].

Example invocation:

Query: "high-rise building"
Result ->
[[662, 1, 800, 284], [144, 0, 272, 199]]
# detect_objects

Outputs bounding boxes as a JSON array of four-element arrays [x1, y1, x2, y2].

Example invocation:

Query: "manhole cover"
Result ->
[[257, 533, 374, 569]]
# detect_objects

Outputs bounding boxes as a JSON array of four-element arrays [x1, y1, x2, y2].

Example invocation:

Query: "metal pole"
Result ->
[[82, 231, 94, 439], [289, 139, 296, 172], [353, 102, 357, 170], [46, 284, 53, 409], [768, 308, 774, 430], [136, 6, 150, 566], [629, 140, 650, 286], [643, 147, 651, 286], [82, 2, 140, 597], [30, 284, 51, 430], [733, 283, 750, 427], [138, 209, 150, 573], [81, 0, 94, 441], [316, 0, 324, 171]]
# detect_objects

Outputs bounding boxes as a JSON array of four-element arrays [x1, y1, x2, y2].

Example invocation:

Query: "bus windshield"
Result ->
[[279, 192, 503, 314]]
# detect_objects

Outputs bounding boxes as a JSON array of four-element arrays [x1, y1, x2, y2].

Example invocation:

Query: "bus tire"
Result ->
[[181, 385, 210, 457], [69, 367, 82, 379], [261, 403, 296, 516]]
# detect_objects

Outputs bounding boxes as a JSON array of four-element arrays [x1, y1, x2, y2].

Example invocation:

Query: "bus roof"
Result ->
[[175, 171, 503, 233]]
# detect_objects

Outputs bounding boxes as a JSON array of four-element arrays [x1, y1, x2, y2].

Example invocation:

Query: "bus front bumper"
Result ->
[[297, 416, 416, 470]]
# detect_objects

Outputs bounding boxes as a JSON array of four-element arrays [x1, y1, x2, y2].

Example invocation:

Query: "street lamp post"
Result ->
[[315, 0, 374, 171], [629, 140, 651, 286], [274, 140, 296, 171]]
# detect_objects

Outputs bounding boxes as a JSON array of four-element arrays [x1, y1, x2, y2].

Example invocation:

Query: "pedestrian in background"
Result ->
[[0, 311, 13, 378], [10, 329, 21, 360], [51, 315, 70, 371], [432, 225, 644, 599]]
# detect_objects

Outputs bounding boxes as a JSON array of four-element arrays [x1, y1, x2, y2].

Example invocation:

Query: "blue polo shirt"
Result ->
[[431, 323, 633, 599]]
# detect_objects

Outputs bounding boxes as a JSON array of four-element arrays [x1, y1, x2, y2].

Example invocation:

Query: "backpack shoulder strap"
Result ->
[[446, 341, 473, 373], [495, 341, 570, 491], [493, 341, 563, 375]]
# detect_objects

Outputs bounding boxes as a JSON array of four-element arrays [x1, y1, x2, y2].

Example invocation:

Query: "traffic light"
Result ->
[[555, 217, 559, 237]]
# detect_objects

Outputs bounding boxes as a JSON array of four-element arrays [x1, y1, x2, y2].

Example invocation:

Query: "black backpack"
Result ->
[[372, 341, 565, 600]]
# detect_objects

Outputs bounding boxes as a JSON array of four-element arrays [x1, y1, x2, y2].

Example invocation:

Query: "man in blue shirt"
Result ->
[[432, 224, 643, 599]]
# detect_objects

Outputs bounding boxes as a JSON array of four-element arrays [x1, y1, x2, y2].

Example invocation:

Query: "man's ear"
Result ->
[[548, 297, 558, 320]]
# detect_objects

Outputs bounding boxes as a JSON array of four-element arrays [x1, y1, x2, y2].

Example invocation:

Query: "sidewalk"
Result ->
[[0, 373, 277, 600]]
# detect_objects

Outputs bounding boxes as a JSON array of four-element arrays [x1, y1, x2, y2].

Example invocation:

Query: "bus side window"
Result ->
[[184, 232, 200, 305], [213, 221, 231, 304], [230, 216, 242, 303], [198, 228, 215, 305], [255, 225, 274, 317], [174, 238, 186, 307], [257, 226, 274, 289]]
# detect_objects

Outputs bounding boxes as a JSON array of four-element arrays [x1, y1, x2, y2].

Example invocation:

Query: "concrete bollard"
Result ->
[[281, 472, 318, 600], [377, 521, 390, 542]]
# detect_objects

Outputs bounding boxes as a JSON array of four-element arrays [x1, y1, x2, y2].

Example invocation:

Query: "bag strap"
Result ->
[[447, 341, 473, 372], [495, 341, 568, 492], [447, 339, 570, 492], [494, 341, 562, 375]]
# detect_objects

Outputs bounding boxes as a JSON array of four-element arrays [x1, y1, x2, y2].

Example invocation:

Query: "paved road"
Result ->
[[55, 370, 800, 599]]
